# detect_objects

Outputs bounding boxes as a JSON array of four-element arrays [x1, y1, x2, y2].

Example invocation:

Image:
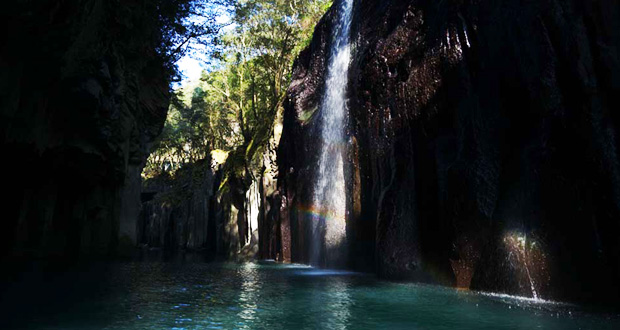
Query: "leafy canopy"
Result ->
[[144, 0, 331, 179]]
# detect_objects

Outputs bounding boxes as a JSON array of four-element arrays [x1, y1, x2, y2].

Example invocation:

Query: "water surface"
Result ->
[[2, 261, 619, 329]]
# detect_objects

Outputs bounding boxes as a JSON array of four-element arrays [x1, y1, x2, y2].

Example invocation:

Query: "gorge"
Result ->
[[2, 0, 620, 328]]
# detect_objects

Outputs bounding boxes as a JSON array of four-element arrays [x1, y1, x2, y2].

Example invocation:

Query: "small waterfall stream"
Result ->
[[521, 235, 539, 300], [310, 0, 354, 266]]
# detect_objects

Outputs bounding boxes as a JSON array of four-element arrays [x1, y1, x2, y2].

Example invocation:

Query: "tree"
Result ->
[[143, 0, 331, 179]]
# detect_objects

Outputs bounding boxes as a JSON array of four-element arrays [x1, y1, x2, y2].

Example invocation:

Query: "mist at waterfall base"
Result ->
[[2, 261, 619, 329], [308, 0, 353, 268]]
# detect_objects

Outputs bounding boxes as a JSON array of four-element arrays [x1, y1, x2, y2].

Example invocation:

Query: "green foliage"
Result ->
[[144, 0, 331, 179]]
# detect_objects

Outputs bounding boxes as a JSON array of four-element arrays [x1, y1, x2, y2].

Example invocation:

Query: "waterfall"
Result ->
[[524, 260, 539, 300], [310, 0, 354, 267]]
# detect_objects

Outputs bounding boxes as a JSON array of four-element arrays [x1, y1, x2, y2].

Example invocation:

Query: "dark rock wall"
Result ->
[[1, 1, 169, 259], [277, 0, 620, 303]]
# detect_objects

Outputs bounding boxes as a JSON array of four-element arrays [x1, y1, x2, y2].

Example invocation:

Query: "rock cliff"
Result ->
[[277, 0, 620, 303], [139, 160, 217, 254], [1, 0, 170, 259]]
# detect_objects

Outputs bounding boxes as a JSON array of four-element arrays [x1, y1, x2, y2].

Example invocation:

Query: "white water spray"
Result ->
[[310, 0, 354, 266]]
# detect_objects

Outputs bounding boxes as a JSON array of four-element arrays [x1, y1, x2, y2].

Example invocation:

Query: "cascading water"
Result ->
[[310, 0, 354, 267], [521, 234, 540, 300]]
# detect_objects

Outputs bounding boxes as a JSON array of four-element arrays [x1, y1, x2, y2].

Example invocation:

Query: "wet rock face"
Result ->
[[1, 1, 169, 259], [279, 0, 620, 303]]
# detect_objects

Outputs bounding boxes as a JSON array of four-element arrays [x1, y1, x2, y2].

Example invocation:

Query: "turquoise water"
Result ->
[[2, 261, 619, 329]]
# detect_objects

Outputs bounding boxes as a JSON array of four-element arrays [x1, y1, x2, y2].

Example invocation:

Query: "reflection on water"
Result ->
[[237, 262, 261, 328], [324, 278, 351, 330], [2, 261, 619, 330]]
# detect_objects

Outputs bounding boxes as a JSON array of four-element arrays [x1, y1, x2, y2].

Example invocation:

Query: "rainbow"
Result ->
[[294, 205, 346, 223]]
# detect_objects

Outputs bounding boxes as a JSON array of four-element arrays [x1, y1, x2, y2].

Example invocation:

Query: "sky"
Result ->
[[177, 54, 205, 83], [175, 11, 234, 87]]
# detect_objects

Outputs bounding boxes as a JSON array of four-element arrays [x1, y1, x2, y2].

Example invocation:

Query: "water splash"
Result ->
[[310, 0, 354, 266], [503, 231, 547, 300]]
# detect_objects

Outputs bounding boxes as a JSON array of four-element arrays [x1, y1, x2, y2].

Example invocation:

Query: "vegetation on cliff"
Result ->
[[143, 0, 332, 180]]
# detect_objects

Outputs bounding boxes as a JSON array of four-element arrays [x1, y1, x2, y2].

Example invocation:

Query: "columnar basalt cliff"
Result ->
[[139, 158, 272, 261], [277, 0, 620, 303], [139, 160, 217, 254], [1, 1, 170, 259]]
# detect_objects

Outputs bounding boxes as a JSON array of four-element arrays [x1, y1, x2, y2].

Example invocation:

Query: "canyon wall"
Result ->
[[1, 1, 169, 259], [139, 160, 217, 255], [139, 160, 261, 261], [277, 0, 620, 303], [0, 1, 282, 262]]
